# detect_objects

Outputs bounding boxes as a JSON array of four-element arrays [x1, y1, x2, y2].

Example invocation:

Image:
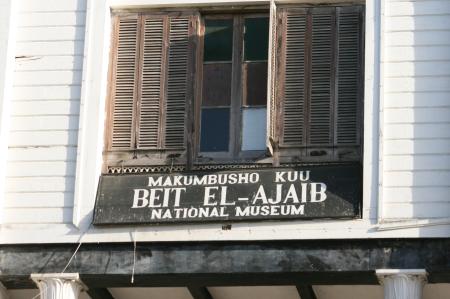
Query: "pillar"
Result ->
[[31, 273, 86, 299], [376, 269, 427, 299]]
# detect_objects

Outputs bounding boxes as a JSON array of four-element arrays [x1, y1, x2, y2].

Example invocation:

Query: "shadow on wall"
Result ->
[[61, 0, 87, 224]]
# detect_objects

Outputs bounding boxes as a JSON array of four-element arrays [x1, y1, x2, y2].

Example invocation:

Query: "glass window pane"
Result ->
[[244, 17, 269, 61], [244, 62, 268, 106], [200, 108, 230, 152], [202, 63, 232, 107], [204, 19, 233, 61], [242, 107, 267, 151]]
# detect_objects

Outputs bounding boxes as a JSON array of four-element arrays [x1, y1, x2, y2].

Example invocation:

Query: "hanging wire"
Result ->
[[169, 157, 174, 173], [30, 230, 88, 299], [131, 229, 137, 284], [30, 286, 43, 299], [61, 242, 83, 274]]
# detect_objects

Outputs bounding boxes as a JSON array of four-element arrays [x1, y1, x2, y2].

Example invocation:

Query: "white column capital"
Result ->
[[31, 273, 87, 299], [376, 269, 427, 299]]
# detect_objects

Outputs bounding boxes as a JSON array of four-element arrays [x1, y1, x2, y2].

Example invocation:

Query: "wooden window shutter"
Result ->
[[108, 13, 198, 156], [110, 16, 139, 150], [164, 16, 192, 149], [279, 8, 308, 147], [266, 0, 278, 154], [138, 14, 196, 150], [335, 6, 363, 146], [137, 17, 165, 149], [274, 5, 363, 158], [309, 8, 334, 146]]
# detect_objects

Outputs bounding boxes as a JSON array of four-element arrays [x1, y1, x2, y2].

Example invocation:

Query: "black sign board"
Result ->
[[93, 163, 362, 225]]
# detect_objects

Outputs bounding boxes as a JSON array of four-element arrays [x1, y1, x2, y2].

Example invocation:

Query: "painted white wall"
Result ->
[[0, 0, 449, 243], [380, 0, 450, 222], [2, 0, 86, 225]]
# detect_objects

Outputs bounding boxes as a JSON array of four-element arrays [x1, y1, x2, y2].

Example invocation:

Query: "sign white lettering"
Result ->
[[94, 165, 362, 224]]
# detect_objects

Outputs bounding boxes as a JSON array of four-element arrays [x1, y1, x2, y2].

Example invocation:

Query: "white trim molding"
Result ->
[[375, 0, 385, 224], [0, 0, 16, 225], [31, 273, 87, 299], [363, 0, 382, 224], [376, 269, 427, 299], [73, 0, 112, 229]]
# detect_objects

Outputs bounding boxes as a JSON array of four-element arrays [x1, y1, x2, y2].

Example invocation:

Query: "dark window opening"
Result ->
[[199, 15, 269, 160]]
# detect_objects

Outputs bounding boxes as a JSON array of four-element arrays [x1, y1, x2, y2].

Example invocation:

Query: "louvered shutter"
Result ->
[[335, 6, 363, 146], [164, 16, 191, 149], [138, 14, 195, 150], [275, 5, 363, 159], [280, 8, 307, 146], [137, 17, 164, 149], [109, 13, 197, 156], [110, 17, 139, 150], [309, 8, 333, 146]]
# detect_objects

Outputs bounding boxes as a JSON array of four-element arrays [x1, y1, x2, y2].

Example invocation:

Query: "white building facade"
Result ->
[[0, 0, 449, 299]]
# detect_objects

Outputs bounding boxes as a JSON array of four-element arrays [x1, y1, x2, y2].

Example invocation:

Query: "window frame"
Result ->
[[194, 13, 270, 163], [104, 4, 365, 170], [73, 0, 379, 231]]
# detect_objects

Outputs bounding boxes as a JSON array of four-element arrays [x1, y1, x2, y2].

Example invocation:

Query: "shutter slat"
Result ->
[[282, 12, 306, 145], [111, 18, 138, 149], [336, 8, 361, 145], [138, 18, 164, 149], [309, 13, 333, 145], [164, 17, 190, 149]]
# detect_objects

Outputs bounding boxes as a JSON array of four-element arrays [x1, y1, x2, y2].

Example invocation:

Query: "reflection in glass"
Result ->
[[204, 19, 233, 61], [244, 17, 269, 61], [200, 108, 230, 152], [242, 107, 267, 151]]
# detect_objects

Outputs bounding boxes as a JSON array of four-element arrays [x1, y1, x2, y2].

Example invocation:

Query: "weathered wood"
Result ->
[[331, 8, 338, 155], [137, 16, 164, 149], [193, 16, 205, 159], [272, 7, 286, 166], [296, 285, 317, 299], [304, 9, 312, 149], [279, 7, 306, 148], [106, 12, 198, 168], [1, 239, 450, 289], [104, 15, 118, 153], [188, 287, 213, 299], [87, 288, 115, 299], [275, 5, 364, 162], [185, 14, 200, 170], [159, 15, 170, 150], [229, 15, 244, 158], [112, 15, 139, 150]]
